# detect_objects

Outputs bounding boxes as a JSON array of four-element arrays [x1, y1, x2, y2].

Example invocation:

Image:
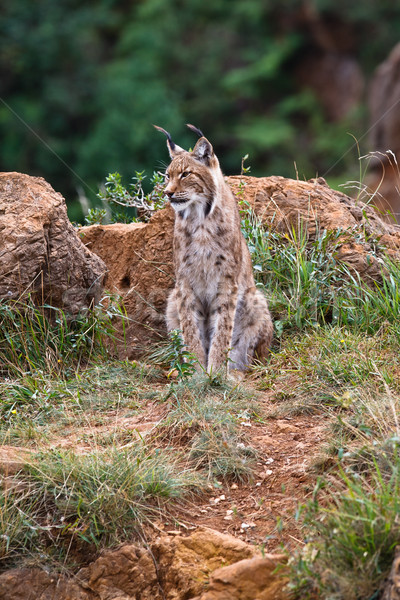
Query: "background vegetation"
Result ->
[[1, 0, 400, 220]]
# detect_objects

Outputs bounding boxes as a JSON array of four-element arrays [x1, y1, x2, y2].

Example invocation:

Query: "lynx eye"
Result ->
[[165, 173, 170, 181], [180, 171, 191, 179]]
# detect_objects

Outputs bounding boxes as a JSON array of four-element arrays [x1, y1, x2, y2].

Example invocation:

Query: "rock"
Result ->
[[80, 207, 175, 357], [76, 544, 159, 600], [0, 528, 288, 600], [190, 555, 289, 600], [0, 568, 91, 600], [367, 43, 400, 222], [229, 175, 400, 282], [0, 172, 106, 314], [153, 527, 256, 600], [80, 175, 400, 356]]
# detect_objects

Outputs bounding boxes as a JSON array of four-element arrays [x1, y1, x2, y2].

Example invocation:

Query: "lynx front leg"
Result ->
[[207, 284, 238, 374], [174, 285, 207, 368]]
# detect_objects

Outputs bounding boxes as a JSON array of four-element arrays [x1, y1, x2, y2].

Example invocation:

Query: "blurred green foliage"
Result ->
[[1, 0, 400, 220]]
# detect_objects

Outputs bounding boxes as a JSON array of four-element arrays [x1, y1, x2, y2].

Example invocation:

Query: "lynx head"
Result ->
[[154, 124, 221, 217]]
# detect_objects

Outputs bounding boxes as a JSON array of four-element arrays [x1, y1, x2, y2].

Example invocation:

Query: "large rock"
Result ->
[[153, 528, 256, 600], [0, 528, 288, 600], [80, 175, 400, 356], [0, 568, 91, 600], [190, 555, 289, 600], [229, 175, 400, 281], [0, 172, 106, 314], [80, 207, 175, 356]]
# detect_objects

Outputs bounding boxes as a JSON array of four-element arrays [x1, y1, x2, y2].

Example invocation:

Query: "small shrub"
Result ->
[[148, 329, 198, 379], [97, 171, 166, 223]]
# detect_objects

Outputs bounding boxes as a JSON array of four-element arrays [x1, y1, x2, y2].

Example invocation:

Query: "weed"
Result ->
[[148, 329, 198, 379]]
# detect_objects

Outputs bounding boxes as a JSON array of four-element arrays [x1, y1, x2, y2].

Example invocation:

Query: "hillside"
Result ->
[[1, 172, 400, 599]]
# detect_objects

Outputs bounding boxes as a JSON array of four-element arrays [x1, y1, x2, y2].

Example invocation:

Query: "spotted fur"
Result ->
[[157, 125, 273, 373]]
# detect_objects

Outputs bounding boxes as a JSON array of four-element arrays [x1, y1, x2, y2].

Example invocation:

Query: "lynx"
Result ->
[[155, 124, 273, 373]]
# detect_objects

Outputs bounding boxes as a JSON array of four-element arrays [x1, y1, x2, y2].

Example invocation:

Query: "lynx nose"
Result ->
[[165, 185, 176, 199]]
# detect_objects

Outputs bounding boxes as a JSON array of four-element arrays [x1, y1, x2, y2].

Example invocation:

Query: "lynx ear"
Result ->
[[153, 125, 184, 158], [192, 137, 214, 165]]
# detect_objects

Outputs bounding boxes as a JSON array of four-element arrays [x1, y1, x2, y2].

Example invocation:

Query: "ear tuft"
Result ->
[[186, 124, 204, 138], [153, 125, 184, 158]]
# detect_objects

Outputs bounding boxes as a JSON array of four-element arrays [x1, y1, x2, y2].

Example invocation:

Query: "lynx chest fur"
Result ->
[[155, 124, 273, 373]]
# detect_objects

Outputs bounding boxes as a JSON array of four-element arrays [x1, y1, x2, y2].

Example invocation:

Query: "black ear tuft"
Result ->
[[153, 124, 184, 158], [153, 125, 176, 150], [186, 123, 204, 138]]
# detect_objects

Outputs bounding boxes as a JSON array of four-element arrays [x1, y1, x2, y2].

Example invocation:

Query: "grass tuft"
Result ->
[[0, 445, 203, 566], [158, 374, 260, 481]]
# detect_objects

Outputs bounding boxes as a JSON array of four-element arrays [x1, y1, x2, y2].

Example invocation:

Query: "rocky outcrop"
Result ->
[[229, 175, 400, 281], [0, 172, 106, 314], [80, 175, 400, 356], [153, 528, 257, 599], [80, 207, 175, 356], [0, 529, 289, 600]]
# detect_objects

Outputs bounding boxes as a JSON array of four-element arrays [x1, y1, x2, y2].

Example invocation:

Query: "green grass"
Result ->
[[0, 445, 203, 567], [252, 323, 400, 417], [0, 293, 125, 378], [290, 457, 400, 599], [0, 359, 163, 441], [241, 206, 400, 337]]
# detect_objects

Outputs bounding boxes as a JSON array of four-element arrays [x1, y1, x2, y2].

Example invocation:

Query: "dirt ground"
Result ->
[[0, 385, 331, 561], [169, 402, 330, 553]]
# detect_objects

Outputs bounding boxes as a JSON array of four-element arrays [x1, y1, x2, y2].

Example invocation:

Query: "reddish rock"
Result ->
[[153, 527, 256, 600], [76, 544, 159, 600], [80, 207, 175, 357], [0, 172, 106, 314], [0, 528, 287, 600], [0, 568, 91, 600], [190, 555, 290, 600]]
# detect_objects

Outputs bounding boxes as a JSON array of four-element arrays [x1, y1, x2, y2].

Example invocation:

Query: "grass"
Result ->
[[289, 458, 400, 599], [0, 445, 203, 567], [239, 203, 400, 597], [241, 205, 400, 336], [157, 374, 260, 481], [0, 293, 125, 378]]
